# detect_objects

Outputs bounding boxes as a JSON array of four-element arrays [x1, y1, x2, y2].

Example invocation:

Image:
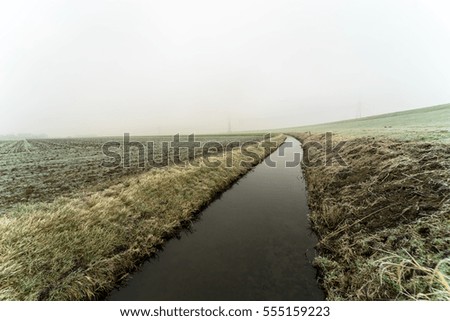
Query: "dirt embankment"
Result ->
[[291, 132, 450, 300]]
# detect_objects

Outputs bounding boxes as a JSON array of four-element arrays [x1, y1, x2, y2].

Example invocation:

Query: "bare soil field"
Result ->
[[0, 135, 261, 214], [292, 132, 449, 300]]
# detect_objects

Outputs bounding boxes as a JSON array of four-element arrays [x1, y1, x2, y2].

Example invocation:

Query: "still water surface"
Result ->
[[108, 136, 324, 300]]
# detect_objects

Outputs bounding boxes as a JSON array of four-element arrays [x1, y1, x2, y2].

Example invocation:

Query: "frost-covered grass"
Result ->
[[0, 134, 263, 214], [292, 132, 449, 300], [0, 135, 285, 300], [280, 103, 450, 143]]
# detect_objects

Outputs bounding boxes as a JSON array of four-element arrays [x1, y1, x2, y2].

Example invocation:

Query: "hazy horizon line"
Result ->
[[2, 101, 448, 139]]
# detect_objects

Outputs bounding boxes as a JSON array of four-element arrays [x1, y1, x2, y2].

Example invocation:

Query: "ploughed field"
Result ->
[[0, 135, 262, 214]]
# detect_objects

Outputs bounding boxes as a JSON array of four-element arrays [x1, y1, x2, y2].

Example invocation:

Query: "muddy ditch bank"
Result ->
[[291, 132, 450, 300]]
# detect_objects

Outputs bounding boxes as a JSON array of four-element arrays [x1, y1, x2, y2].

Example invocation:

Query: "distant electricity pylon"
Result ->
[[227, 119, 232, 134], [356, 100, 362, 118]]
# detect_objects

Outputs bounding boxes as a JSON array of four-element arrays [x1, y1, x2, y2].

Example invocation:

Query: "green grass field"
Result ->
[[278, 103, 450, 142]]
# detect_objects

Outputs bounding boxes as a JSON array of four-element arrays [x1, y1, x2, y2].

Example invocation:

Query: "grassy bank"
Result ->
[[292, 132, 449, 300], [283, 103, 450, 142], [0, 135, 285, 300]]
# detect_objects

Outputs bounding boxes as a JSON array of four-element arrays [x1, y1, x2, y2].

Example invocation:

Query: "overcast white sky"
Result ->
[[1, 0, 449, 137]]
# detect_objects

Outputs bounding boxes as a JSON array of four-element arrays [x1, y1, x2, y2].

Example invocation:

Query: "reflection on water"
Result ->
[[108, 137, 324, 300]]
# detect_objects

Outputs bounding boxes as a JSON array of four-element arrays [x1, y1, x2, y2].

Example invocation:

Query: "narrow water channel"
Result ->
[[108, 136, 324, 300]]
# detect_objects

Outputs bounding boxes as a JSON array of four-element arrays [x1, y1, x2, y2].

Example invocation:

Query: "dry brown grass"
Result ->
[[0, 135, 285, 300], [377, 252, 449, 300], [291, 132, 449, 300]]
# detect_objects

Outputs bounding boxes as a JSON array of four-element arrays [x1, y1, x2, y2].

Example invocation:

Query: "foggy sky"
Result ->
[[1, 0, 450, 137]]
